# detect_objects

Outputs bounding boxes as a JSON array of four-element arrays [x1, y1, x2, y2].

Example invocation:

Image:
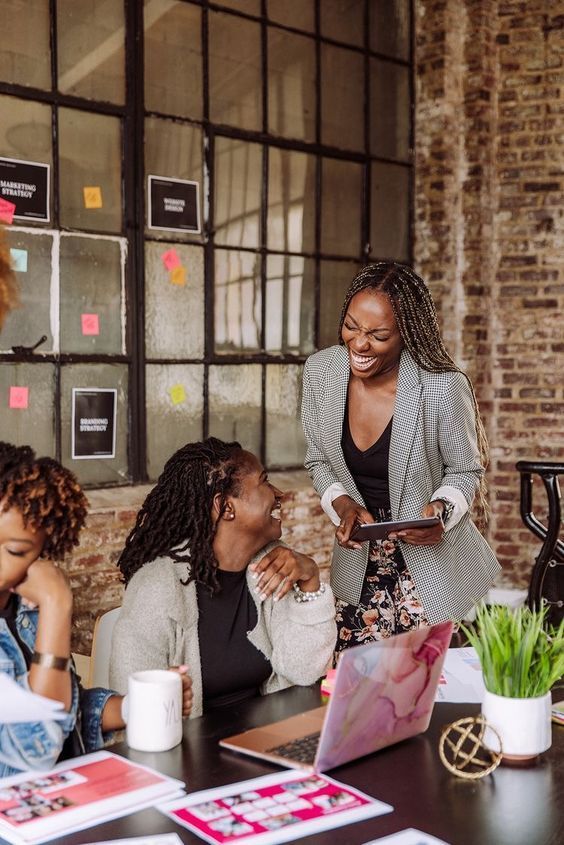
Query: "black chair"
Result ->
[[516, 461, 564, 626]]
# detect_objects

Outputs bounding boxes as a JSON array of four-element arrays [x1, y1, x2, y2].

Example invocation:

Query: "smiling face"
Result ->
[[341, 288, 403, 380], [229, 451, 283, 547], [0, 504, 45, 608]]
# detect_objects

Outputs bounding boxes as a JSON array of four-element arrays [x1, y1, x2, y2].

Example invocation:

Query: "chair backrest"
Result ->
[[89, 607, 121, 689]]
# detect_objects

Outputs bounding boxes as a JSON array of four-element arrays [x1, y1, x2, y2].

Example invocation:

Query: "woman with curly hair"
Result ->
[[0, 227, 19, 329], [110, 438, 336, 717], [0, 442, 191, 776]]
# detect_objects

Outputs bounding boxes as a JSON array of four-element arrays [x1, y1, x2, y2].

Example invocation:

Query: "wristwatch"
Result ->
[[430, 498, 455, 527]]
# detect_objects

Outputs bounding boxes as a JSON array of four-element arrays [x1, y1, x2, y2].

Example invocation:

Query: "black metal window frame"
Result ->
[[0, 0, 414, 484]]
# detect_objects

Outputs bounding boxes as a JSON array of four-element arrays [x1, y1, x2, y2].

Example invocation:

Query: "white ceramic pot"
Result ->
[[482, 689, 552, 762]]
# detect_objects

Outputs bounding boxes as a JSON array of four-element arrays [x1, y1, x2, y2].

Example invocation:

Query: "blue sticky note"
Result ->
[[10, 248, 28, 273]]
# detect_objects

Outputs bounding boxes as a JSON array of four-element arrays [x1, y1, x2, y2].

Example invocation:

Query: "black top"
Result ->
[[196, 569, 272, 712], [0, 594, 32, 667], [341, 408, 392, 513]]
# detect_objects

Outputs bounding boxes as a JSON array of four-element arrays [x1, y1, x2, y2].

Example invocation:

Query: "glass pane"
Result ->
[[208, 364, 262, 455], [321, 0, 364, 46], [214, 138, 261, 249], [320, 158, 363, 256], [0, 363, 55, 456], [371, 0, 410, 60], [370, 59, 410, 160], [266, 364, 305, 466], [0, 0, 51, 89], [268, 148, 316, 253], [371, 163, 410, 261], [61, 363, 129, 485], [321, 44, 364, 151], [209, 11, 262, 132], [59, 108, 122, 232], [268, 0, 314, 32], [0, 96, 53, 224], [144, 0, 202, 119], [318, 258, 361, 350], [214, 249, 261, 354], [145, 241, 204, 359], [217, 0, 261, 16], [59, 235, 124, 354], [57, 0, 125, 104], [268, 29, 316, 142], [0, 231, 54, 353], [265, 255, 314, 355], [146, 364, 204, 480], [145, 117, 203, 242]]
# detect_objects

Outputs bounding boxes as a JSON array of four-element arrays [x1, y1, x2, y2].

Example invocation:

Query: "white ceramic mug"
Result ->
[[126, 669, 183, 752]]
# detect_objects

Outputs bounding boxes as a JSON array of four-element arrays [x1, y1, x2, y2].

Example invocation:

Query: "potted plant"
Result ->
[[461, 603, 564, 763]]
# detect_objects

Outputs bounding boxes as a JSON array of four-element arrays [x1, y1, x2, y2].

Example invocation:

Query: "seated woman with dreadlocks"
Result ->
[[301, 261, 500, 653], [109, 438, 336, 717], [0, 442, 128, 777]]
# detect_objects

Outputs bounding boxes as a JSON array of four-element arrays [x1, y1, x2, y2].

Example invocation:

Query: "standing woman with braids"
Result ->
[[301, 262, 500, 653], [0, 443, 130, 777], [109, 438, 335, 717]]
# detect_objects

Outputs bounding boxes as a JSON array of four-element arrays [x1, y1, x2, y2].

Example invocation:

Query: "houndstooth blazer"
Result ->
[[301, 345, 500, 623]]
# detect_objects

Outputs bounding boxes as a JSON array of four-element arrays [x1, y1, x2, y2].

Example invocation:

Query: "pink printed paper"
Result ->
[[9, 386, 29, 409], [81, 313, 100, 336], [0, 197, 16, 224]]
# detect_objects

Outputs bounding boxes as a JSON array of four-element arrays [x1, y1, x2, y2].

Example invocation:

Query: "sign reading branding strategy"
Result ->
[[72, 388, 117, 460]]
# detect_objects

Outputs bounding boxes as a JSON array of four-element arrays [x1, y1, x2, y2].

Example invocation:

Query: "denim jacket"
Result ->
[[0, 597, 115, 777]]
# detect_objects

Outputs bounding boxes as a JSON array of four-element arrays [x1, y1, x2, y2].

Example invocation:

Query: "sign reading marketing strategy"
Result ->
[[148, 174, 201, 233], [72, 388, 117, 460], [0, 156, 50, 222]]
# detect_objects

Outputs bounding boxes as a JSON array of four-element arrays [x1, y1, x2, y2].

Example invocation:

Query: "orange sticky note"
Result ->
[[0, 197, 16, 224], [81, 313, 100, 335], [170, 266, 186, 286], [168, 384, 186, 405], [9, 386, 29, 409], [161, 248, 181, 271], [83, 186, 103, 209]]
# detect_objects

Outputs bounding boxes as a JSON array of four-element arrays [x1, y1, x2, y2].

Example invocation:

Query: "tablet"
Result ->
[[350, 516, 442, 542]]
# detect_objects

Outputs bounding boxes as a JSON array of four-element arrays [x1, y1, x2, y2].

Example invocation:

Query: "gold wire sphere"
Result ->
[[439, 716, 502, 779]]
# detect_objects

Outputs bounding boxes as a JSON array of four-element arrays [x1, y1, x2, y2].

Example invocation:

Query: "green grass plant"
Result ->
[[461, 603, 564, 698]]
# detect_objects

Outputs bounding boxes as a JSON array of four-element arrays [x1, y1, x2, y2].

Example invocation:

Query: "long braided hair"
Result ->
[[117, 437, 247, 592], [338, 262, 489, 522], [0, 442, 88, 559]]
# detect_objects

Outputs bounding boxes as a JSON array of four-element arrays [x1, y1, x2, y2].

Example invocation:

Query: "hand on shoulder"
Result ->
[[249, 545, 320, 602]]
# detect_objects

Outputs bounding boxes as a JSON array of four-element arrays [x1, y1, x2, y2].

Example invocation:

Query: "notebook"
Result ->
[[220, 620, 454, 772]]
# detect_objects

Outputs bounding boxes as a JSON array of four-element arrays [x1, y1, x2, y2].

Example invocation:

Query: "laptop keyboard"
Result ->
[[266, 731, 321, 764]]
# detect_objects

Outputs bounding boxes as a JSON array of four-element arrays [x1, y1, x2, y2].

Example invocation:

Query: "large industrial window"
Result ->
[[0, 0, 412, 484]]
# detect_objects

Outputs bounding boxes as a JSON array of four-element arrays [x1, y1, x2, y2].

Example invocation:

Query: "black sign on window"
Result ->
[[0, 157, 50, 222], [72, 388, 117, 460], [148, 175, 201, 233]]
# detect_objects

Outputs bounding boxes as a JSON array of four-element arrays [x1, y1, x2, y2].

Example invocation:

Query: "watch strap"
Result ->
[[31, 651, 71, 671]]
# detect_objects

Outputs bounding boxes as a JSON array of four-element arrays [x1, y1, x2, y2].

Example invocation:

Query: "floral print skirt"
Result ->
[[335, 510, 427, 655]]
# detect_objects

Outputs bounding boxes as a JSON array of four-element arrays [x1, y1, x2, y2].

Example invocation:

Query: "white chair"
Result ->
[[88, 607, 121, 689]]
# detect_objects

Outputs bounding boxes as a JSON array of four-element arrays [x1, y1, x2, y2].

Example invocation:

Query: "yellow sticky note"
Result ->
[[170, 265, 187, 286], [168, 384, 186, 405], [83, 186, 103, 209]]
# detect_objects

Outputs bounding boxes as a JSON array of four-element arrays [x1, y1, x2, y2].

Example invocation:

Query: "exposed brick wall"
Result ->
[[65, 473, 334, 655], [415, 0, 564, 588]]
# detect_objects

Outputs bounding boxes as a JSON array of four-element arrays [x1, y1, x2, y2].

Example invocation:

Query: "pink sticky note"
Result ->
[[81, 313, 100, 336], [161, 248, 181, 271], [9, 386, 29, 409], [0, 197, 16, 224]]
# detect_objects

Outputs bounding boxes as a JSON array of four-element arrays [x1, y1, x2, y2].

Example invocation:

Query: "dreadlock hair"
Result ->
[[0, 442, 88, 559], [338, 261, 489, 524], [117, 437, 248, 593], [0, 227, 19, 330]]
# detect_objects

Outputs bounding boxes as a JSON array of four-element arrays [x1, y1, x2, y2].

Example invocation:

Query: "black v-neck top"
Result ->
[[341, 407, 392, 513]]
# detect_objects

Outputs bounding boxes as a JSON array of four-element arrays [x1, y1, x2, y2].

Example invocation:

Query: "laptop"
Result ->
[[220, 620, 454, 772]]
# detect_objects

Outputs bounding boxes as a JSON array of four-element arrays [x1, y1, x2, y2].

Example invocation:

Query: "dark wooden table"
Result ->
[[4, 686, 563, 845]]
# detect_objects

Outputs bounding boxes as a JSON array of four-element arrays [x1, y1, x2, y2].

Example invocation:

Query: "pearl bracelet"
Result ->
[[292, 582, 326, 603]]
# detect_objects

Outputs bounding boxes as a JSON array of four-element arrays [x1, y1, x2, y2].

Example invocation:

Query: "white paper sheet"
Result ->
[[434, 647, 486, 703], [84, 836, 183, 845], [364, 828, 451, 845], [0, 675, 67, 723]]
